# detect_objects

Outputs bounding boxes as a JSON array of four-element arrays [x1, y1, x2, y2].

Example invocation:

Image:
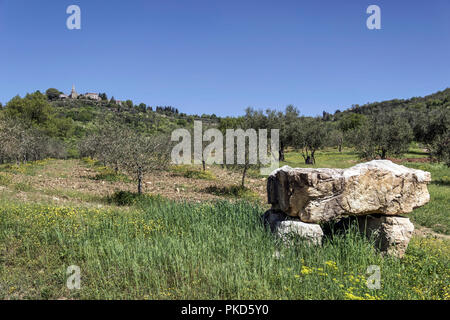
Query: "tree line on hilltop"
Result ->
[[0, 87, 448, 192]]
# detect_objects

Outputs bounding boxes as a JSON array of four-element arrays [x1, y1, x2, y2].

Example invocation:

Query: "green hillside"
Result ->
[[0, 87, 448, 166]]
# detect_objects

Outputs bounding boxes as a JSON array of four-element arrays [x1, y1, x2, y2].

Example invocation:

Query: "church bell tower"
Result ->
[[70, 84, 78, 99]]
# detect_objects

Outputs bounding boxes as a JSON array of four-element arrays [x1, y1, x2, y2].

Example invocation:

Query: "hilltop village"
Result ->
[[58, 85, 122, 105]]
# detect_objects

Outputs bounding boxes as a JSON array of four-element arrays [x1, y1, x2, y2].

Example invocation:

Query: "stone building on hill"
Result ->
[[85, 93, 101, 101], [58, 85, 101, 101], [69, 84, 78, 99]]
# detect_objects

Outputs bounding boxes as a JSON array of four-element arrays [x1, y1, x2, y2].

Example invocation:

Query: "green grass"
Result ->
[[244, 148, 359, 179], [282, 148, 359, 169], [41, 188, 105, 204], [403, 162, 450, 235], [13, 182, 34, 192], [0, 159, 52, 176], [81, 157, 101, 167], [0, 198, 448, 300], [0, 173, 12, 186], [80, 158, 132, 183], [404, 142, 429, 159]]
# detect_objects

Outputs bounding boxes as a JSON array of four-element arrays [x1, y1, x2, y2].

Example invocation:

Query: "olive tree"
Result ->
[[119, 130, 172, 194], [294, 117, 330, 164], [332, 113, 367, 152], [266, 105, 299, 161], [348, 112, 413, 160], [81, 123, 172, 194], [0, 118, 66, 164], [419, 107, 449, 164], [0, 119, 28, 164], [431, 131, 450, 166], [45, 88, 62, 101], [219, 108, 266, 188]]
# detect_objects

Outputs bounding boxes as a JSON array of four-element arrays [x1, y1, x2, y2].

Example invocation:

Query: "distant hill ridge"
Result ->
[[338, 87, 450, 116]]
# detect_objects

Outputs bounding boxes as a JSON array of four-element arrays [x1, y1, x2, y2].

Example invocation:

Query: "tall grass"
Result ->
[[0, 198, 448, 300], [403, 162, 450, 235]]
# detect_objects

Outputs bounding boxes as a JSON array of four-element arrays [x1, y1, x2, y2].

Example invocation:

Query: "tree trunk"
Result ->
[[279, 148, 285, 162], [301, 147, 309, 163], [137, 167, 143, 195], [311, 150, 316, 164], [241, 165, 248, 188], [304, 148, 314, 165], [279, 142, 285, 161], [381, 149, 387, 160]]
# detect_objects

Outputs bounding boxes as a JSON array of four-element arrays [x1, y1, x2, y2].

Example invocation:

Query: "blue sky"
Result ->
[[0, 0, 449, 116]]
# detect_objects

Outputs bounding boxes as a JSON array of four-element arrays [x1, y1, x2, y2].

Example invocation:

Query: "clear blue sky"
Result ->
[[0, 0, 449, 116]]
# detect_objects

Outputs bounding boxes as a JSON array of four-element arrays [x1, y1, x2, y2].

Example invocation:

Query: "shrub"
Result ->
[[183, 170, 215, 180], [81, 157, 98, 166], [107, 191, 142, 206], [107, 191, 162, 206], [204, 185, 259, 201], [171, 165, 216, 180], [92, 167, 131, 182]]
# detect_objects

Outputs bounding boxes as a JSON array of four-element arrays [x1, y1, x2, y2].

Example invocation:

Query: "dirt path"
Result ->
[[414, 225, 450, 240]]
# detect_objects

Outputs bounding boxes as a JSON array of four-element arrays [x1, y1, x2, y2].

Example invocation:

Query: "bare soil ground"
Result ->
[[1, 159, 268, 206], [414, 226, 450, 240], [387, 157, 432, 164]]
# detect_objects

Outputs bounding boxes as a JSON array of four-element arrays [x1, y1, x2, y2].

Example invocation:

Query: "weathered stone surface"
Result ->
[[268, 160, 431, 223], [262, 210, 323, 245], [357, 215, 414, 258], [275, 220, 324, 245]]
